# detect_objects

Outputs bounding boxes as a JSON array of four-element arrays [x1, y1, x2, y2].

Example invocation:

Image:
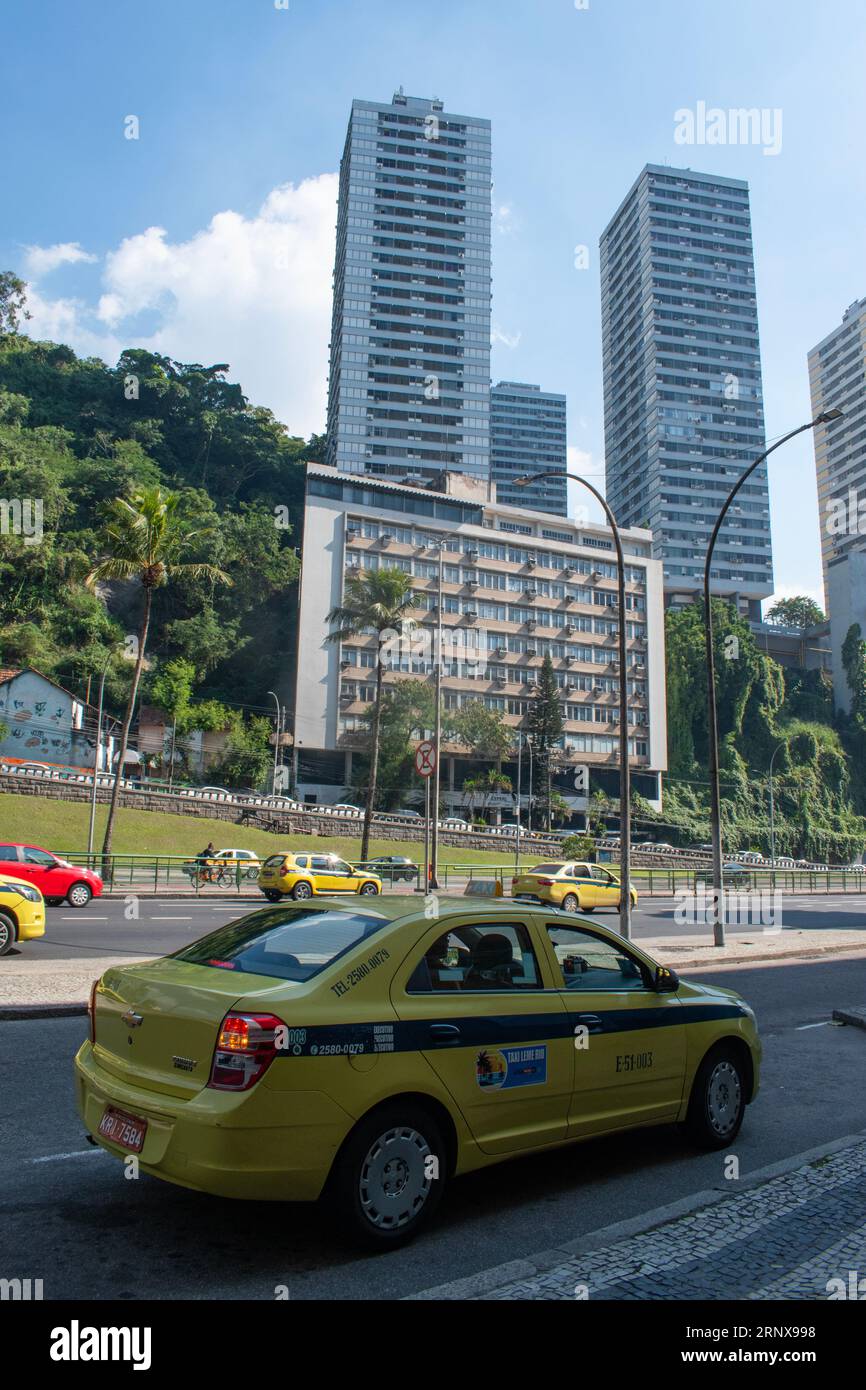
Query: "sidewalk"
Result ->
[[3, 929, 866, 1016], [411, 1132, 866, 1301]]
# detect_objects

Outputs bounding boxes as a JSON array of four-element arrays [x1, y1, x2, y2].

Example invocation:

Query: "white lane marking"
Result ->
[[151, 916, 192, 921], [795, 1021, 833, 1030], [30, 1149, 106, 1164], [60, 915, 107, 921]]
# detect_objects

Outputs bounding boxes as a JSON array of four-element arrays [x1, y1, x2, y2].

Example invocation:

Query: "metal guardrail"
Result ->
[[41, 852, 866, 898]]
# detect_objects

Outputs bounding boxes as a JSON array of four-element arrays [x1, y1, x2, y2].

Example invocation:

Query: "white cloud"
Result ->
[[494, 202, 515, 235], [491, 320, 521, 349], [23, 241, 98, 276], [22, 175, 338, 438]]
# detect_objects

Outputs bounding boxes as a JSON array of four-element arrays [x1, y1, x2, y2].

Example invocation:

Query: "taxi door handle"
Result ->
[[574, 1013, 603, 1033], [429, 1024, 461, 1047]]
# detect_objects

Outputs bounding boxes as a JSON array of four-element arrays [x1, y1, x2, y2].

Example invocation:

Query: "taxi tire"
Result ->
[[0, 911, 15, 956], [66, 882, 92, 908], [327, 1102, 447, 1250], [562, 893, 579, 912], [262, 890, 282, 902], [684, 1044, 746, 1149], [358, 882, 380, 895], [291, 881, 313, 900]]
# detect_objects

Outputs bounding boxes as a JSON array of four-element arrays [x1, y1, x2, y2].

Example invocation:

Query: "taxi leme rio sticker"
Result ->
[[475, 1045, 547, 1090]]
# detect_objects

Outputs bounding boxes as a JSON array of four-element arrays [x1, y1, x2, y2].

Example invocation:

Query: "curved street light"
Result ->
[[768, 741, 787, 867], [516, 468, 632, 940], [704, 409, 843, 945]]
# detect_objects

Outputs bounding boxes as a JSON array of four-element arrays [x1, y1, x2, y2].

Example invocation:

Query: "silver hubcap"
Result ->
[[706, 1060, 741, 1135], [359, 1125, 432, 1230], [70, 886, 89, 906], [564, 896, 577, 911], [295, 884, 311, 898], [0, 922, 9, 948]]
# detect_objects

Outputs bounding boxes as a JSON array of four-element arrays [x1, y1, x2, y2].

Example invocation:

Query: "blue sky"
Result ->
[[4, 0, 865, 608]]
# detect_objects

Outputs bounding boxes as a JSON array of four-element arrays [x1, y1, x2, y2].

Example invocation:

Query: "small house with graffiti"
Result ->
[[0, 667, 116, 772]]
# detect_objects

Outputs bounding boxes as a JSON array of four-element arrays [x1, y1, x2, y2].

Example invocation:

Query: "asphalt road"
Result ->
[[2, 952, 866, 1300], [7, 891, 866, 963]]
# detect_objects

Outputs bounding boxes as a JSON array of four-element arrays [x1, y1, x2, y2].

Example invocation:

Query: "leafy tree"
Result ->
[[210, 715, 272, 789], [561, 833, 595, 859], [526, 653, 563, 830], [149, 657, 196, 786], [0, 272, 30, 335], [326, 568, 418, 859], [842, 624, 866, 725], [447, 701, 513, 768], [87, 486, 231, 859], [766, 596, 826, 629], [348, 678, 435, 812]]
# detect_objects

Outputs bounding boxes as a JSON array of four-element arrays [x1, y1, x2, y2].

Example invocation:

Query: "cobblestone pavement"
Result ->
[[478, 1139, 866, 1300]]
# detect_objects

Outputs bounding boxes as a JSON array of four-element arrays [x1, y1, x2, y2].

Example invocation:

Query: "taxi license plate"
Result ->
[[98, 1106, 147, 1153]]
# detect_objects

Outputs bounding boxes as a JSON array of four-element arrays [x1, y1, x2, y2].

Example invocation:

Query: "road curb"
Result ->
[[659, 941, 866, 969], [406, 1127, 866, 1300], [0, 1002, 87, 1020], [832, 1006, 866, 1030]]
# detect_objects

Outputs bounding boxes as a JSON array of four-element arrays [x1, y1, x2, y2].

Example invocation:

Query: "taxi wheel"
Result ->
[[0, 912, 15, 956], [328, 1102, 447, 1249], [359, 882, 380, 895], [291, 881, 313, 900], [685, 1045, 746, 1149], [262, 890, 282, 902], [561, 893, 579, 912], [66, 882, 92, 908]]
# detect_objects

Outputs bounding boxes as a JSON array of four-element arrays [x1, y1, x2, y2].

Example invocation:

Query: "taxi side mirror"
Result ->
[[653, 965, 680, 993]]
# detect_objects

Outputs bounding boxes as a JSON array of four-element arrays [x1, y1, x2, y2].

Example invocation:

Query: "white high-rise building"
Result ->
[[325, 90, 492, 488]]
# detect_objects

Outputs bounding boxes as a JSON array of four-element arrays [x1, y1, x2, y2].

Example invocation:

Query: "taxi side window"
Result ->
[[590, 866, 612, 882], [331, 859, 352, 874], [294, 855, 308, 869], [408, 923, 541, 993], [310, 856, 332, 872], [571, 863, 590, 879], [546, 925, 648, 992]]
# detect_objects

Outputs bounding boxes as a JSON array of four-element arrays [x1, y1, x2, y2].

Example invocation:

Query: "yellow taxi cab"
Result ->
[[257, 851, 382, 902], [0, 872, 46, 955], [75, 897, 760, 1248], [512, 860, 638, 912]]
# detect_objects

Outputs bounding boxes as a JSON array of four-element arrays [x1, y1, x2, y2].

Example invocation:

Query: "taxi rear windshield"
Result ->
[[171, 907, 389, 982], [529, 863, 564, 873]]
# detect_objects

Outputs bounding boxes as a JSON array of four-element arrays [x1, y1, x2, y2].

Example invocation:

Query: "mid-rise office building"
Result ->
[[808, 297, 866, 612], [491, 381, 568, 515], [600, 164, 773, 617], [325, 90, 492, 487], [292, 468, 667, 818]]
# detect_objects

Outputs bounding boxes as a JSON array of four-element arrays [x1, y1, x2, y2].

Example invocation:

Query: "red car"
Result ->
[[0, 843, 103, 908]]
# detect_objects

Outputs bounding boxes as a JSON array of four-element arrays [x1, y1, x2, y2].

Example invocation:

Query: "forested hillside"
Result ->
[[0, 332, 314, 723]]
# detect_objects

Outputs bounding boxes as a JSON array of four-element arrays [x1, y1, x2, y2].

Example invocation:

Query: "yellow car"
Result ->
[[512, 860, 638, 912], [75, 898, 760, 1248], [257, 851, 382, 902], [0, 873, 46, 955]]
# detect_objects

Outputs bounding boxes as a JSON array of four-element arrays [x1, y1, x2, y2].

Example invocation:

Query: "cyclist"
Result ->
[[195, 842, 217, 883]]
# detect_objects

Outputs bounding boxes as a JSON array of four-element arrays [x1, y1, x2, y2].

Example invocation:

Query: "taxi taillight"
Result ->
[[535, 878, 554, 886], [208, 1012, 284, 1091], [88, 978, 99, 1044]]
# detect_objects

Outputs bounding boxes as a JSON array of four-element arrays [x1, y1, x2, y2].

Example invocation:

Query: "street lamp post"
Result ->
[[267, 691, 280, 795], [703, 411, 843, 946], [429, 541, 446, 889], [87, 656, 112, 863], [768, 742, 786, 867], [516, 469, 632, 940]]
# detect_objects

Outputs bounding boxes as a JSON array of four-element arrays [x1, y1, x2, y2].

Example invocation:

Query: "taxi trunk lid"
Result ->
[[93, 957, 268, 1099]]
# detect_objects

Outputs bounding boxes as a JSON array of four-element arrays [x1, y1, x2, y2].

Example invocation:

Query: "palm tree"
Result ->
[[326, 568, 417, 860], [87, 486, 231, 862]]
